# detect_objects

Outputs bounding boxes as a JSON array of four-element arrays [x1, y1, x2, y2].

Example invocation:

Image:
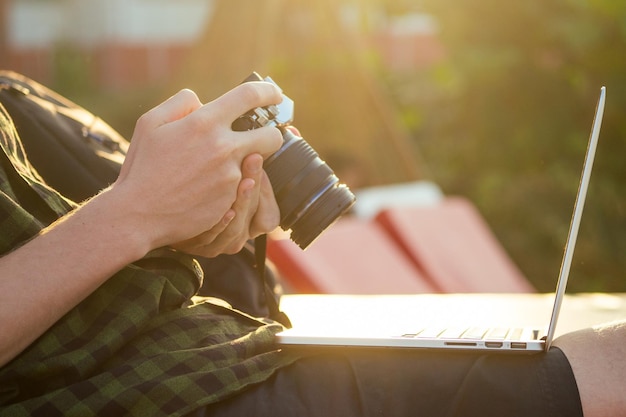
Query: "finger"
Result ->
[[206, 158, 262, 250], [249, 170, 280, 237], [201, 81, 283, 125], [119, 90, 203, 181], [199, 154, 264, 255], [139, 89, 203, 130], [235, 154, 264, 221], [172, 209, 236, 256], [285, 125, 301, 137], [223, 178, 258, 241], [176, 83, 283, 160], [233, 125, 284, 159], [194, 199, 252, 256]]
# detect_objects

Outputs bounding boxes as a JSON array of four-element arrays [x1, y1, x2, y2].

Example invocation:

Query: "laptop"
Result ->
[[275, 86, 606, 353]]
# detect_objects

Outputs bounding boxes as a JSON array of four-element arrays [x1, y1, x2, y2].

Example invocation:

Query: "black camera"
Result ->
[[232, 72, 356, 249]]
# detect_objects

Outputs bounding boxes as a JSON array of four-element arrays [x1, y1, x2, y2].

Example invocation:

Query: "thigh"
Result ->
[[194, 347, 582, 417]]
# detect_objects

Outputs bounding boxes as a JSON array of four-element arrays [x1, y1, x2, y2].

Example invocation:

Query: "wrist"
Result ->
[[71, 186, 156, 265]]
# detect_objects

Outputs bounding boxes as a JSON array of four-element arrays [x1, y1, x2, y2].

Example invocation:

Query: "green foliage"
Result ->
[[51, 44, 95, 99], [44, 0, 625, 292], [382, 0, 626, 291]]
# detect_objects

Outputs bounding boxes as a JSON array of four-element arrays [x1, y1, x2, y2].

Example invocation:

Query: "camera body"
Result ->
[[232, 72, 356, 249]]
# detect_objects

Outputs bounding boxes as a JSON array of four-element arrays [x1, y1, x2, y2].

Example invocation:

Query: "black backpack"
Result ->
[[0, 70, 289, 325], [0, 71, 125, 203]]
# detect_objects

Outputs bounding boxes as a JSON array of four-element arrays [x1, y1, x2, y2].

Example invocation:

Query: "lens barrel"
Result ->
[[265, 129, 355, 248], [232, 72, 356, 249]]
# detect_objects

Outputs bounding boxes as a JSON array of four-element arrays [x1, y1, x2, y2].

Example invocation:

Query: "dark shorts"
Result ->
[[190, 346, 582, 417]]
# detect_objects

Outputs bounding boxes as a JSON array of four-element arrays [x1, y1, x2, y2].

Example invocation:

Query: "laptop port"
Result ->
[[444, 342, 477, 347], [485, 342, 503, 348], [511, 342, 527, 349]]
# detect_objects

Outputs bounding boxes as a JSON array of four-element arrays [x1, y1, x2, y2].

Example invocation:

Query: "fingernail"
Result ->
[[223, 211, 236, 225]]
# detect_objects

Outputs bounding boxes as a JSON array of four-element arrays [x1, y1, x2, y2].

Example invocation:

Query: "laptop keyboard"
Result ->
[[401, 327, 536, 341]]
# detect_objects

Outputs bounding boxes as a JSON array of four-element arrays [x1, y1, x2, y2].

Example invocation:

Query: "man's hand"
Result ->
[[113, 82, 283, 253], [172, 153, 280, 258]]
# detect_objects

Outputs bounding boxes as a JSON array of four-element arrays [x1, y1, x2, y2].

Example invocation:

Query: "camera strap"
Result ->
[[255, 234, 292, 328]]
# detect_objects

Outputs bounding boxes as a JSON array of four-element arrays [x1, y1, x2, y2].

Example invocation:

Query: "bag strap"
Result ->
[[255, 234, 292, 328]]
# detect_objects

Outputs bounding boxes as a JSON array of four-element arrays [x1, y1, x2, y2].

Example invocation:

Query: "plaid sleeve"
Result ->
[[0, 262, 297, 417]]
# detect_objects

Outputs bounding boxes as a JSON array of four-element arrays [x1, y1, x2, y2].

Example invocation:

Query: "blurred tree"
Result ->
[[70, 0, 625, 292], [382, 0, 626, 291], [178, 0, 428, 187]]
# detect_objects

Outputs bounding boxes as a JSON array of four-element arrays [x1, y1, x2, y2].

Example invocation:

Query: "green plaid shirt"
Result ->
[[0, 104, 297, 416]]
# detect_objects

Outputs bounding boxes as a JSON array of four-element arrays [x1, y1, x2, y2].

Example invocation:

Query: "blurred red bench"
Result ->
[[267, 216, 435, 294], [375, 197, 534, 293], [267, 182, 534, 294]]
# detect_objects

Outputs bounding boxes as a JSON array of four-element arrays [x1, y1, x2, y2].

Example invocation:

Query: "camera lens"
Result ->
[[265, 128, 355, 249], [231, 72, 356, 249]]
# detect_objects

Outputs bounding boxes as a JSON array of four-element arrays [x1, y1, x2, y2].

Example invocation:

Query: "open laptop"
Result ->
[[276, 86, 606, 353]]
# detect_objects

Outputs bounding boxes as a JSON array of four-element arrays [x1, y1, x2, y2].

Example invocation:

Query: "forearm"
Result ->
[[0, 187, 151, 367], [554, 321, 626, 417]]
